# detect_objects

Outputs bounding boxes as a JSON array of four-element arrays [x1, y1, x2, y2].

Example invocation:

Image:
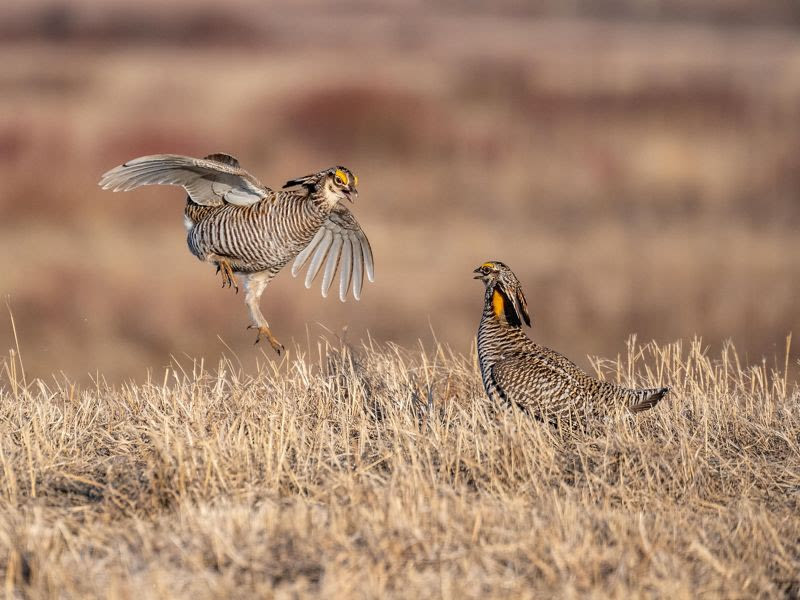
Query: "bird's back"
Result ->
[[480, 320, 668, 420], [478, 310, 592, 415]]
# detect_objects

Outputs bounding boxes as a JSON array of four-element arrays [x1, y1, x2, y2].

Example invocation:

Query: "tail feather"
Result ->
[[630, 386, 670, 414]]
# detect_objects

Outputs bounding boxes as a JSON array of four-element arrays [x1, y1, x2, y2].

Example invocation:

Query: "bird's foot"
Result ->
[[248, 325, 284, 355], [216, 259, 239, 293]]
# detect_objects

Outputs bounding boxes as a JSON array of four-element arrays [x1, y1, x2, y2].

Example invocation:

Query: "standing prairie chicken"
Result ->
[[99, 153, 374, 354], [474, 261, 669, 424]]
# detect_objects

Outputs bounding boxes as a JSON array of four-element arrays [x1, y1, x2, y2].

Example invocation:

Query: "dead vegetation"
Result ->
[[1, 336, 798, 597]]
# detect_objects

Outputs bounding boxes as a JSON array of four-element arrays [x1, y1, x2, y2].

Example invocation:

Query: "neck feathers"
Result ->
[[310, 180, 340, 211], [478, 288, 529, 369], [490, 289, 515, 326], [485, 285, 527, 329]]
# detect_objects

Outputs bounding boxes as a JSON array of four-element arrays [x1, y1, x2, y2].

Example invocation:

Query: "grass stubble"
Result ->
[[0, 333, 798, 599]]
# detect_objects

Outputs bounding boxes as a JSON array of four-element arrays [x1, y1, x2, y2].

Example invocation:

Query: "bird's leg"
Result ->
[[215, 258, 239, 293], [244, 273, 284, 355]]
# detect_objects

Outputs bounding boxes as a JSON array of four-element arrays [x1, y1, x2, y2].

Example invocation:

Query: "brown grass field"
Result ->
[[1, 336, 799, 597], [1, 1, 800, 597]]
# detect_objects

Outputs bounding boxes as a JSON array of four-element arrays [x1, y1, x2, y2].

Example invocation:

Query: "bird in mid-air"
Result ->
[[99, 153, 374, 354], [473, 261, 669, 424]]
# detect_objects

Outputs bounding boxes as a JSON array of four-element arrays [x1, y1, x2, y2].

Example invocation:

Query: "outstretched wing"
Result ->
[[98, 153, 269, 207], [291, 202, 374, 302]]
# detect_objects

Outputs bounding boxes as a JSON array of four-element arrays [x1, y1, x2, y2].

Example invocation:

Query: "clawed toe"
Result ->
[[216, 260, 239, 293], [248, 325, 284, 355]]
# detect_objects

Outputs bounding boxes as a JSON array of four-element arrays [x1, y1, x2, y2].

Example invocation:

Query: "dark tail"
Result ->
[[630, 386, 670, 414]]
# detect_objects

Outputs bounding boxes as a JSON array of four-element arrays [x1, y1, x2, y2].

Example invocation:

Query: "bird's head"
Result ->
[[325, 167, 358, 203], [284, 166, 358, 207], [473, 260, 531, 328]]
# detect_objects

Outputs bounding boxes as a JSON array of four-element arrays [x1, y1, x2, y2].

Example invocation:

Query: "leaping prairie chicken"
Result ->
[[474, 261, 669, 424], [99, 153, 374, 354]]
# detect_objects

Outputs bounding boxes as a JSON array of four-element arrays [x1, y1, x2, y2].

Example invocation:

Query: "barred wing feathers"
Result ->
[[491, 354, 589, 416], [98, 153, 269, 207], [292, 202, 374, 302]]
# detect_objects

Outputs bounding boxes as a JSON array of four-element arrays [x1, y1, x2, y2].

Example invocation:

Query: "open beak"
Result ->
[[345, 187, 358, 203]]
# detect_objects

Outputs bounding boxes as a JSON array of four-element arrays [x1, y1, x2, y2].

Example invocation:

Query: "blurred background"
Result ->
[[1, 0, 798, 383]]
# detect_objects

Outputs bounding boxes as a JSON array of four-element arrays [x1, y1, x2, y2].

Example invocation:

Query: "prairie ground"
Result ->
[[1, 337, 798, 598]]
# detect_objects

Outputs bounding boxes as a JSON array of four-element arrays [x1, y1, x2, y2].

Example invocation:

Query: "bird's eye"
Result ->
[[334, 169, 349, 186]]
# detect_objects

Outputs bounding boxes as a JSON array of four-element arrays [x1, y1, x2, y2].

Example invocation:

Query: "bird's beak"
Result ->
[[345, 187, 357, 203], [473, 267, 484, 279]]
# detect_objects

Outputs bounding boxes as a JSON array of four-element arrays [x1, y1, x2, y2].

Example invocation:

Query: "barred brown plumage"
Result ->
[[474, 261, 669, 425], [99, 153, 374, 354]]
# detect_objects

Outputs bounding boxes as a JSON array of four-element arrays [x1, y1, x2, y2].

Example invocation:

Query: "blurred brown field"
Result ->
[[1, 0, 799, 382]]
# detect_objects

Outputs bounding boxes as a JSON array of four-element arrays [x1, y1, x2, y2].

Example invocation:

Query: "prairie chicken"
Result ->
[[99, 153, 374, 354], [474, 261, 669, 424]]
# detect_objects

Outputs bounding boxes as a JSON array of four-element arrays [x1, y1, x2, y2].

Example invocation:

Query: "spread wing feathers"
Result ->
[[491, 355, 589, 417], [98, 153, 269, 207], [291, 202, 374, 302]]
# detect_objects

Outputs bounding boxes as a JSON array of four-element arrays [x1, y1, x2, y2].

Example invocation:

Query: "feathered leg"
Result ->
[[244, 272, 284, 355]]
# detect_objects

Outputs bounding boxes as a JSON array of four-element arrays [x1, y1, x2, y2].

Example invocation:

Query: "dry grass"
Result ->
[[1, 336, 798, 597]]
